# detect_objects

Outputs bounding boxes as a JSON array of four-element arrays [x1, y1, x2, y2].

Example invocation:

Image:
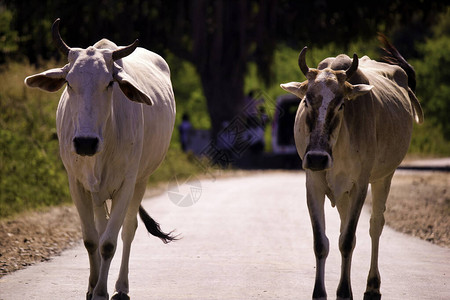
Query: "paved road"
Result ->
[[0, 172, 449, 299]]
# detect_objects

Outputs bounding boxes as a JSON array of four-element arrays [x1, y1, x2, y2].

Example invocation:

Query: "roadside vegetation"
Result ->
[[1, 9, 450, 219], [0, 61, 68, 218]]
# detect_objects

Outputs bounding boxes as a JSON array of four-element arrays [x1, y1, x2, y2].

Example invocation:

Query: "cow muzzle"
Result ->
[[303, 150, 332, 171], [73, 137, 99, 156]]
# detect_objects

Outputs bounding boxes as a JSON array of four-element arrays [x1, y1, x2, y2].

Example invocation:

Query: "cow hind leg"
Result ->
[[93, 180, 140, 300], [113, 179, 177, 299], [111, 291, 130, 300], [364, 173, 394, 300], [113, 215, 137, 297], [114, 180, 147, 298]]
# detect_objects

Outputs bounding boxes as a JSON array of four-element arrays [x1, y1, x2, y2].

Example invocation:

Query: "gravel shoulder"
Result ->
[[371, 170, 449, 247], [1, 169, 448, 278]]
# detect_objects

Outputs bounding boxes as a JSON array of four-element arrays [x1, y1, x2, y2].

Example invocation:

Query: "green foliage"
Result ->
[[165, 52, 210, 130], [0, 62, 69, 218], [245, 39, 382, 103], [408, 122, 450, 156], [0, 129, 69, 217], [246, 44, 300, 100], [411, 8, 450, 141], [0, 6, 18, 62]]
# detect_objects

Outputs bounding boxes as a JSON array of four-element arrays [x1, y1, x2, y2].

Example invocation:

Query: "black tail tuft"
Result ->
[[138, 205, 179, 244], [378, 33, 416, 92]]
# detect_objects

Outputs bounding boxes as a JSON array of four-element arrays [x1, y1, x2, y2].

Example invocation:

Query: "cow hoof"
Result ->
[[111, 291, 130, 300], [364, 291, 381, 300], [89, 293, 109, 300]]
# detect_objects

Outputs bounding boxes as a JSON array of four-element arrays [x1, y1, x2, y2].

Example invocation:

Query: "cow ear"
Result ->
[[24, 67, 68, 92], [280, 81, 308, 99], [113, 67, 153, 105], [345, 83, 373, 100]]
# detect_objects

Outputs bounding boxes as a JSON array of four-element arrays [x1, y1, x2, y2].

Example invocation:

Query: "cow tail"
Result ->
[[138, 205, 178, 244], [407, 88, 424, 124], [378, 33, 417, 93], [378, 33, 424, 124]]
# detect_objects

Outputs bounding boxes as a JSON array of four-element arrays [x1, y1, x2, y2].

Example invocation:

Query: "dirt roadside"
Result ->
[[372, 170, 449, 246], [0, 170, 448, 278]]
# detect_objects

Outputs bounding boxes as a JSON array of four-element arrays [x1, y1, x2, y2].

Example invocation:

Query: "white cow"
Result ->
[[281, 37, 423, 300], [25, 19, 176, 300]]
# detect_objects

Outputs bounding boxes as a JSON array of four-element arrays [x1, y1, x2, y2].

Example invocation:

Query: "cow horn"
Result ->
[[346, 53, 359, 79], [52, 18, 71, 56], [298, 46, 309, 76], [112, 40, 139, 61]]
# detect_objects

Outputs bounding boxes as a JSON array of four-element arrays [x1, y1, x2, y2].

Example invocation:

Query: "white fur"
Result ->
[[317, 81, 334, 124], [25, 42, 175, 300]]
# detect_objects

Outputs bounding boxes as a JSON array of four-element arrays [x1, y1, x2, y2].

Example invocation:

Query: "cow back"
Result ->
[[119, 48, 176, 180]]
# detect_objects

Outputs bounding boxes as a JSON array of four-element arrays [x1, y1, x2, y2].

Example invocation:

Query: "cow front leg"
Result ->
[[306, 176, 329, 300], [68, 177, 101, 299], [336, 184, 368, 300], [364, 174, 393, 300], [92, 181, 135, 300]]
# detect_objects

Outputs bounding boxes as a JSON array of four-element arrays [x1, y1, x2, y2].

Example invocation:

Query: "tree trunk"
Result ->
[[200, 65, 245, 143], [191, 0, 248, 142]]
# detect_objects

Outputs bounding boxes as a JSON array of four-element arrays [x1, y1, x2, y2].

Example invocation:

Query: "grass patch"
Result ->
[[0, 61, 69, 218], [409, 122, 450, 156]]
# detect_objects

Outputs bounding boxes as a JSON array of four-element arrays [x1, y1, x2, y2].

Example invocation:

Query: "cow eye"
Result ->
[[66, 81, 72, 89], [107, 81, 114, 89], [338, 102, 345, 111]]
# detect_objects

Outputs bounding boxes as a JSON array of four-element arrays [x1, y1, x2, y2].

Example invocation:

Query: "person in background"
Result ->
[[179, 113, 192, 152]]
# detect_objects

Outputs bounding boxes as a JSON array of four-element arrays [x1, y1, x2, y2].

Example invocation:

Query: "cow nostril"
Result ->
[[305, 152, 330, 171], [73, 137, 99, 156]]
